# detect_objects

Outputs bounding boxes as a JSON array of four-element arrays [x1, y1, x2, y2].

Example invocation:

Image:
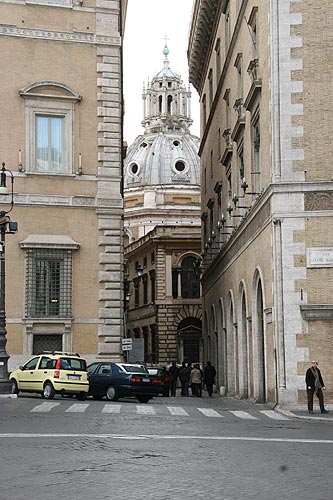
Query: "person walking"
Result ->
[[305, 360, 329, 414], [190, 364, 202, 397], [168, 361, 179, 397], [179, 361, 191, 397], [204, 360, 216, 397]]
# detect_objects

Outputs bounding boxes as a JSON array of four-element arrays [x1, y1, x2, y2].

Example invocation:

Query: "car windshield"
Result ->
[[119, 364, 147, 374]]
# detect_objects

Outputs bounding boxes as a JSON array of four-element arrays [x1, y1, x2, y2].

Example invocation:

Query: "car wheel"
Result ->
[[42, 382, 55, 400], [11, 379, 19, 395], [137, 396, 151, 403], [106, 386, 118, 401], [76, 392, 87, 401], [92, 395, 103, 400]]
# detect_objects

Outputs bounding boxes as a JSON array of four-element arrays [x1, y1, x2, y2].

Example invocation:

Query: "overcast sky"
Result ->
[[123, 0, 200, 145]]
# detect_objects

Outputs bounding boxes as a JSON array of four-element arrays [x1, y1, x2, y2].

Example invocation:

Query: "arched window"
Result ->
[[181, 256, 200, 298], [167, 95, 173, 113]]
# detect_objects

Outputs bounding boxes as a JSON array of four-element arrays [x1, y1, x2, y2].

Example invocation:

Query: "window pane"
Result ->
[[36, 116, 49, 172], [181, 256, 200, 299], [36, 115, 63, 173], [51, 117, 63, 171]]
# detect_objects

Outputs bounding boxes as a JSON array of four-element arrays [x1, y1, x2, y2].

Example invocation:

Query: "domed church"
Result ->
[[123, 45, 202, 366]]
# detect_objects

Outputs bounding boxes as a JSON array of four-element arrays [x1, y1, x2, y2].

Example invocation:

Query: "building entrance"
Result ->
[[178, 317, 202, 364]]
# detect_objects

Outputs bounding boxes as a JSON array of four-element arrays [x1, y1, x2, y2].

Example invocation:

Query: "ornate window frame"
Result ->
[[19, 81, 81, 175]]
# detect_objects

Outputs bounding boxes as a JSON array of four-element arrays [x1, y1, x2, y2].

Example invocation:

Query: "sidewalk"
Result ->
[[276, 405, 333, 422]]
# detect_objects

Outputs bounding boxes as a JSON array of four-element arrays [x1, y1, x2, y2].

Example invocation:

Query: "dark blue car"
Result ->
[[88, 362, 161, 403]]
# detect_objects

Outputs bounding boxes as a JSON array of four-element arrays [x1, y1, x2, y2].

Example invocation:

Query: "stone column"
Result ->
[[272, 218, 286, 388]]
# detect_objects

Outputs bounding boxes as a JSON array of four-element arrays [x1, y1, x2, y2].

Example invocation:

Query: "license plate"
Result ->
[[67, 375, 80, 380], [142, 378, 150, 382]]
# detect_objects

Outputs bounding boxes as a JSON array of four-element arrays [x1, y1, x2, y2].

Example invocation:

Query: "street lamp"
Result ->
[[0, 162, 18, 394]]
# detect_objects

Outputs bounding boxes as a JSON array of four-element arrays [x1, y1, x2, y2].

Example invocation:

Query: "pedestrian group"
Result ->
[[166, 361, 216, 397]]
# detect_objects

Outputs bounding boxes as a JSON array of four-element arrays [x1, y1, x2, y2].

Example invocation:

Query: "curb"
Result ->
[[276, 405, 333, 422], [0, 394, 17, 399]]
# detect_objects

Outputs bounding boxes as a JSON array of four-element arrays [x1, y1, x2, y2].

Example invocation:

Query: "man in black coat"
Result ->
[[305, 360, 329, 414], [168, 361, 179, 397], [204, 361, 216, 397]]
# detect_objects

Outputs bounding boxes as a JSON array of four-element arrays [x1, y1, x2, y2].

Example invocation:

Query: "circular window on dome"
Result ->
[[173, 160, 188, 174], [128, 162, 140, 177], [174, 160, 186, 173], [173, 140, 180, 147]]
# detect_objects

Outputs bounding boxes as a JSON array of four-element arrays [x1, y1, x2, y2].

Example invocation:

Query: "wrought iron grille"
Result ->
[[25, 248, 72, 317], [32, 334, 63, 354]]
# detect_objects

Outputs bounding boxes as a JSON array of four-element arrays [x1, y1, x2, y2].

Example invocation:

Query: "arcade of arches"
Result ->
[[204, 272, 275, 403]]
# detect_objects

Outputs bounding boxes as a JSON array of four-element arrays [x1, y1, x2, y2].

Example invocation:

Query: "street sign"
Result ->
[[122, 338, 132, 351], [122, 344, 132, 351]]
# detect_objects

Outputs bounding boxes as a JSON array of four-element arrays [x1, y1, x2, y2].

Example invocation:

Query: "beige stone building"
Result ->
[[123, 46, 202, 365], [188, 0, 333, 407], [0, 0, 127, 378]]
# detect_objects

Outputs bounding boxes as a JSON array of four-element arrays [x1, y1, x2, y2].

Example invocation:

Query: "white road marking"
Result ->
[[260, 410, 289, 420], [230, 410, 258, 420], [1, 433, 333, 444], [65, 404, 89, 413], [197, 408, 223, 418], [30, 402, 60, 413], [167, 406, 189, 416], [136, 405, 156, 415], [102, 404, 121, 413]]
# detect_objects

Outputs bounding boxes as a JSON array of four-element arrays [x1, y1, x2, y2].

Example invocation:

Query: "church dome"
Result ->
[[123, 44, 201, 241], [124, 131, 200, 188], [124, 44, 200, 189]]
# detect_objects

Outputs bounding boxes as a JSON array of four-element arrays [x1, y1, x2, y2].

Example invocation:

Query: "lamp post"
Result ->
[[0, 162, 18, 394]]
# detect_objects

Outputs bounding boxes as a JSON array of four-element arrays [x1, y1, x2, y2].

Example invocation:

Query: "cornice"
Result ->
[[0, 24, 120, 45], [188, 0, 222, 92]]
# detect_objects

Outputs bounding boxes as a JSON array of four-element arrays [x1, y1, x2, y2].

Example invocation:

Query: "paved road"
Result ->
[[1, 394, 333, 500]]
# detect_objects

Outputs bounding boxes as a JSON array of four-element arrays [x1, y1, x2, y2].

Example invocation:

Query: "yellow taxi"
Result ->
[[9, 352, 89, 400]]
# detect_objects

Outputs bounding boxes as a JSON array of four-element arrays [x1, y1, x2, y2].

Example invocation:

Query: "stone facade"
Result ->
[[188, 0, 333, 407], [125, 226, 202, 365], [0, 0, 127, 371]]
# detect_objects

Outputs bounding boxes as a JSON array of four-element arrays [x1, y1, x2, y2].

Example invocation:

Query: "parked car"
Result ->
[[146, 366, 170, 397], [9, 352, 89, 400], [88, 362, 161, 403]]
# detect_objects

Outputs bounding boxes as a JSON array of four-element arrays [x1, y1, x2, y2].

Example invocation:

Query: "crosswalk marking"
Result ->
[[31, 402, 60, 412], [136, 405, 156, 415], [197, 408, 223, 418], [28, 402, 290, 422], [230, 410, 258, 420], [102, 404, 121, 413], [260, 410, 289, 420], [65, 404, 89, 413], [167, 406, 189, 416]]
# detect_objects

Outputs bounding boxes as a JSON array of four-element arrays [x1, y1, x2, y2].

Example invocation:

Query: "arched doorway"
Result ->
[[227, 295, 236, 395], [217, 299, 226, 390], [238, 286, 249, 398], [255, 277, 266, 402], [178, 317, 202, 364]]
